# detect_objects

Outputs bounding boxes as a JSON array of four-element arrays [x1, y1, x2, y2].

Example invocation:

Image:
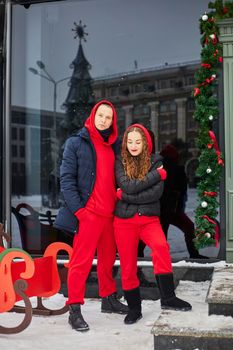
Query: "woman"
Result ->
[[114, 124, 192, 325]]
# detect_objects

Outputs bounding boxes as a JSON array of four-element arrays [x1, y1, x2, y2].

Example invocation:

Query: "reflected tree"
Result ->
[[60, 21, 95, 137]]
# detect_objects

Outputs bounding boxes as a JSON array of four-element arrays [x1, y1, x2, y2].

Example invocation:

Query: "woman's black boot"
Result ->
[[123, 287, 142, 324]]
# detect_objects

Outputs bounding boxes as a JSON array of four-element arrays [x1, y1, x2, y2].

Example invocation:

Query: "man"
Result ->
[[54, 100, 128, 332]]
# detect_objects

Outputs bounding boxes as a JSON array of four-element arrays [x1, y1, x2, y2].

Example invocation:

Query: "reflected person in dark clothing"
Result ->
[[159, 144, 207, 259]]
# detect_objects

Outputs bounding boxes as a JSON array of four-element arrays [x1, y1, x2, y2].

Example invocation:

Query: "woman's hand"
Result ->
[[157, 166, 167, 181], [116, 188, 123, 200]]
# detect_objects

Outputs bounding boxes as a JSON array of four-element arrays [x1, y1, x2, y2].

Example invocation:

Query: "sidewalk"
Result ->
[[2, 271, 232, 350]]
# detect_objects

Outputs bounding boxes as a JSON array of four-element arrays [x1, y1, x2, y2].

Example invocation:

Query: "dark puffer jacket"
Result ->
[[54, 99, 119, 234], [114, 155, 164, 218], [54, 127, 119, 234]]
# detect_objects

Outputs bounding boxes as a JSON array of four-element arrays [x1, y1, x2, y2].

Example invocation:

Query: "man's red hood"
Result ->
[[85, 100, 118, 144]]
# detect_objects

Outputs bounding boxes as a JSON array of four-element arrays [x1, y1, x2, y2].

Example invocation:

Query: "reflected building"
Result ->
[[11, 106, 65, 199], [93, 62, 198, 145], [93, 60, 200, 186], [11, 60, 200, 198]]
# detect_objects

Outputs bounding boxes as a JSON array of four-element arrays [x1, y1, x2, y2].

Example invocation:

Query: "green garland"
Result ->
[[193, 1, 233, 249]]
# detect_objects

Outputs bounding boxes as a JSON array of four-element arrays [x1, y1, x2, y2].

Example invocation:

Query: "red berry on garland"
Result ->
[[208, 17, 215, 23], [194, 87, 200, 97], [210, 33, 218, 45], [218, 158, 224, 166], [223, 7, 229, 14], [204, 191, 217, 197], [201, 63, 211, 69]]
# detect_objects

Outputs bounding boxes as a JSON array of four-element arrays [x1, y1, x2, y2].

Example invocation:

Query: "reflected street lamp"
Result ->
[[29, 61, 70, 207], [29, 61, 70, 129]]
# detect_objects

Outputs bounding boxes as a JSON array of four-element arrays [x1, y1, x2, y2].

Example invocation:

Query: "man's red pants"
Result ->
[[114, 214, 172, 291], [67, 211, 117, 305]]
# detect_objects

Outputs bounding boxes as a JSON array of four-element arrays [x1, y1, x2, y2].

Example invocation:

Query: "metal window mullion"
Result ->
[[4, 0, 12, 241]]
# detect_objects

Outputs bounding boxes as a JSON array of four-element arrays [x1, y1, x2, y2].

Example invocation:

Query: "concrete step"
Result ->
[[206, 266, 233, 317], [58, 259, 216, 300], [151, 278, 233, 350]]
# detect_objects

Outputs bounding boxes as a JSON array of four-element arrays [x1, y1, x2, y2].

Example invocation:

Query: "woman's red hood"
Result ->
[[84, 100, 118, 144], [125, 123, 153, 154]]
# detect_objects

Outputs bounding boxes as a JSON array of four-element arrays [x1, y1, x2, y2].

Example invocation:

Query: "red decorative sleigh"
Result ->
[[0, 224, 73, 334]]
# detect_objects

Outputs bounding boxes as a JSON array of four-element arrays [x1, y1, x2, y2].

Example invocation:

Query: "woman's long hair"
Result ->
[[121, 126, 151, 180]]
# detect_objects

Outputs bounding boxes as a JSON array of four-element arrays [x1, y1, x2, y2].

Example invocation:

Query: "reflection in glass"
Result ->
[[10, 0, 218, 259]]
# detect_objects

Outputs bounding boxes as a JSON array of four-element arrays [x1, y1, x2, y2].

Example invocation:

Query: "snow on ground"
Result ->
[[1, 279, 233, 350], [0, 295, 158, 350]]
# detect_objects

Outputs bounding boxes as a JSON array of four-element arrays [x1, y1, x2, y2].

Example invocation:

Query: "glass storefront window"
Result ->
[[9, 0, 219, 260]]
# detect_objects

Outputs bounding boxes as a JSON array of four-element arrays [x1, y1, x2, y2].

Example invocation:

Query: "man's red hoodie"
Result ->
[[83, 100, 118, 217]]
